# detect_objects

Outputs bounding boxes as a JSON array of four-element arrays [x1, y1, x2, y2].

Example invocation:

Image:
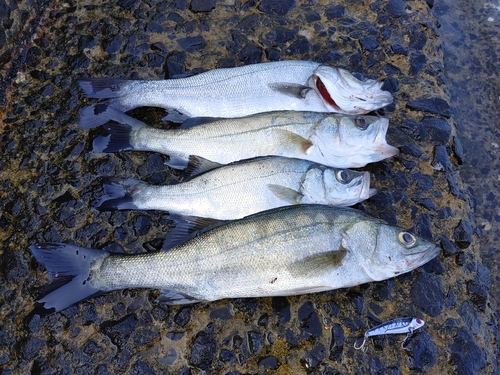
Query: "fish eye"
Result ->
[[335, 170, 350, 183], [398, 232, 417, 247], [355, 117, 369, 130]]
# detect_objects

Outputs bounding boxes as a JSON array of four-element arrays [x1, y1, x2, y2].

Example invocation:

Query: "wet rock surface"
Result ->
[[0, 0, 498, 374]]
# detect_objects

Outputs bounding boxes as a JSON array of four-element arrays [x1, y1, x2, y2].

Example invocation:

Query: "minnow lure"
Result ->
[[354, 317, 425, 351]]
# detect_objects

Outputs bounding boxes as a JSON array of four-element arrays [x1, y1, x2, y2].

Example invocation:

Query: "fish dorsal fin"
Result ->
[[162, 214, 224, 251], [275, 130, 313, 154], [157, 290, 205, 305], [268, 82, 312, 99], [179, 116, 224, 129], [177, 155, 223, 181], [267, 184, 302, 204], [289, 248, 347, 278]]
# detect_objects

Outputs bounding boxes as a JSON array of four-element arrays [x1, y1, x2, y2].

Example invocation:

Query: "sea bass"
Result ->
[[29, 205, 440, 314], [85, 106, 399, 169], [77, 60, 393, 126], [96, 157, 376, 220]]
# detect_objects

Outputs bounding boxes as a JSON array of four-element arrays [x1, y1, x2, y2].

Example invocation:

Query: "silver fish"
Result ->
[[29, 205, 440, 314], [85, 106, 399, 169], [77, 60, 393, 126], [96, 157, 376, 220]]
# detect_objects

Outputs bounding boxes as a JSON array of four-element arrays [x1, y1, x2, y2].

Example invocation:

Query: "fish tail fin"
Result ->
[[77, 78, 130, 99], [29, 243, 109, 316], [79, 103, 147, 129], [96, 177, 142, 210]]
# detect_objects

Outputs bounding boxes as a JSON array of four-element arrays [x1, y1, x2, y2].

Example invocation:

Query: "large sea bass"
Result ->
[[77, 60, 393, 126], [85, 106, 399, 169], [96, 157, 375, 220], [29, 205, 439, 314]]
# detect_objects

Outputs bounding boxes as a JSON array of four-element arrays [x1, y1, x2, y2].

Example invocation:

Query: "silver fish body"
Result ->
[[29, 205, 440, 313], [97, 157, 376, 220], [89, 107, 399, 169], [77, 61, 393, 127]]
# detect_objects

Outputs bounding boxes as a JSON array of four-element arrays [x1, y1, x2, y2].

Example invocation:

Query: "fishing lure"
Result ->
[[354, 317, 425, 351]]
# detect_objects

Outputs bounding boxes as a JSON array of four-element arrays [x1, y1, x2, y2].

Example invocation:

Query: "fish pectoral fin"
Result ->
[[267, 184, 303, 204], [275, 130, 313, 154], [157, 290, 206, 305], [161, 110, 189, 124], [177, 155, 223, 181], [162, 214, 224, 251], [268, 82, 312, 99], [289, 249, 347, 278]]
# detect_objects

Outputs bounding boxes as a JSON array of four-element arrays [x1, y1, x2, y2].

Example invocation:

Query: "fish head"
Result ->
[[342, 220, 440, 281], [314, 115, 399, 167], [309, 66, 393, 114], [299, 167, 374, 207]]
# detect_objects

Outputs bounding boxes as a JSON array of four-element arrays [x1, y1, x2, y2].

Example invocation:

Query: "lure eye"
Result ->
[[416, 318, 424, 325], [355, 116, 369, 130], [398, 232, 417, 247], [335, 170, 350, 183]]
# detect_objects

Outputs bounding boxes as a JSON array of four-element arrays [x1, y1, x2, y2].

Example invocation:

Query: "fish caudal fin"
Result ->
[[77, 78, 129, 99], [29, 243, 109, 315], [96, 177, 141, 211], [79, 103, 147, 129]]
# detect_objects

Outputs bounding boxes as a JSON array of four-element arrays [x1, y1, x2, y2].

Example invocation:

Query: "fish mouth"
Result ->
[[407, 244, 441, 269]]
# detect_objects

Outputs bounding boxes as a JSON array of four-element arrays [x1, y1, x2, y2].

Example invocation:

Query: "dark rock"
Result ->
[[466, 280, 488, 312], [405, 331, 436, 372], [421, 117, 452, 144], [359, 36, 379, 52], [432, 145, 450, 170], [286, 36, 311, 55], [237, 14, 260, 32], [450, 328, 487, 375], [190, 330, 216, 371], [258, 313, 269, 327], [328, 324, 344, 362], [209, 307, 232, 320], [133, 328, 160, 347], [239, 42, 262, 64], [259, 356, 279, 370], [400, 119, 427, 142], [386, 0, 405, 17], [305, 11, 321, 23], [101, 314, 138, 348], [408, 30, 427, 50], [264, 26, 297, 47], [408, 98, 452, 118], [272, 297, 290, 324], [285, 328, 299, 347], [302, 342, 325, 370], [258, 0, 296, 16], [458, 302, 481, 335], [164, 51, 186, 78], [177, 36, 206, 52], [21, 337, 45, 361], [103, 35, 123, 55], [298, 301, 322, 340], [219, 349, 236, 363], [409, 51, 427, 75], [452, 136, 464, 165], [247, 331, 264, 354], [133, 215, 151, 236], [118, 0, 139, 11], [392, 43, 409, 55], [381, 76, 399, 93], [453, 220, 473, 249], [369, 357, 385, 374], [265, 48, 281, 61], [233, 298, 257, 316], [130, 360, 155, 375], [413, 213, 434, 241], [347, 291, 364, 314], [190, 0, 216, 12], [371, 280, 393, 301], [412, 172, 434, 191], [410, 273, 444, 317], [325, 4, 345, 19], [67, 53, 90, 70], [174, 306, 192, 327]]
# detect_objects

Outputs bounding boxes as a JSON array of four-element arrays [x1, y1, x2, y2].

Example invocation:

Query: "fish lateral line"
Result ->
[[354, 317, 425, 351]]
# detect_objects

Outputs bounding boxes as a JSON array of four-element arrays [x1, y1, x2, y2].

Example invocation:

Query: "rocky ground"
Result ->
[[0, 0, 498, 374]]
